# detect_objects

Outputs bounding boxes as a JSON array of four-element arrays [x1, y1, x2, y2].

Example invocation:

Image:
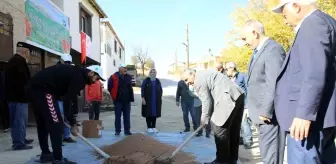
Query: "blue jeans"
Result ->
[[114, 102, 131, 133], [181, 101, 197, 129], [8, 102, 28, 147], [58, 101, 71, 139], [240, 115, 253, 144]]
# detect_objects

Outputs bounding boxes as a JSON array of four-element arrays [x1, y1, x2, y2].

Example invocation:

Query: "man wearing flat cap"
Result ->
[[5, 42, 34, 150], [271, 0, 336, 163], [108, 64, 134, 136]]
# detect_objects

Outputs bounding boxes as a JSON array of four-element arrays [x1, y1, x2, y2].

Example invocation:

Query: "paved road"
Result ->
[[0, 73, 264, 164]]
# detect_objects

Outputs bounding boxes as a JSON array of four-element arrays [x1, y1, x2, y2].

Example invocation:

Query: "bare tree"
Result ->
[[132, 47, 148, 76], [130, 55, 139, 66]]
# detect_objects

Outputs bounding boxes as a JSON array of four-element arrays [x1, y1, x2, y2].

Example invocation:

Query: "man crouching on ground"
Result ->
[[184, 68, 245, 164]]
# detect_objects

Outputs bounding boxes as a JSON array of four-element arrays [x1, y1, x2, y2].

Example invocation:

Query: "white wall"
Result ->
[[52, 0, 101, 63], [100, 23, 125, 88]]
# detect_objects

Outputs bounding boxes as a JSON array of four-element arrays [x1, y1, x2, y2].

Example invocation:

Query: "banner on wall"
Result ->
[[25, 0, 70, 56]]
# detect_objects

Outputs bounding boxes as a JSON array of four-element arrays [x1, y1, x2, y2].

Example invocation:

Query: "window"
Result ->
[[113, 60, 116, 66], [81, 16, 85, 32], [79, 6, 92, 37], [114, 40, 117, 53], [119, 47, 122, 59], [105, 43, 112, 56]]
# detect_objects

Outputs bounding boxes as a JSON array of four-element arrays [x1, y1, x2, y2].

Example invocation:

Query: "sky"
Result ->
[[97, 0, 247, 72]]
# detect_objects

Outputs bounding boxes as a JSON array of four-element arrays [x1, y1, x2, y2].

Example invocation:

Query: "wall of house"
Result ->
[[80, 0, 101, 63], [0, 0, 26, 56], [100, 23, 125, 88], [52, 0, 101, 63]]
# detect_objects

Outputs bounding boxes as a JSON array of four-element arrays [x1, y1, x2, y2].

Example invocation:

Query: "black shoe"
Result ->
[[39, 153, 54, 163], [205, 133, 210, 138], [244, 143, 252, 149], [239, 137, 244, 145], [63, 137, 76, 143], [115, 132, 120, 136], [25, 139, 34, 144], [13, 145, 33, 150], [195, 133, 202, 137], [183, 128, 190, 132], [52, 158, 77, 164], [124, 132, 132, 136]]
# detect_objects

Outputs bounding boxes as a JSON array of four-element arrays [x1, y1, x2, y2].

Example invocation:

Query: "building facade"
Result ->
[[51, 0, 107, 65], [0, 0, 26, 62], [100, 20, 125, 87]]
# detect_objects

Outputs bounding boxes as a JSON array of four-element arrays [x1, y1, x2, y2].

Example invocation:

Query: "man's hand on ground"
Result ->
[[70, 124, 79, 136], [259, 115, 271, 123], [289, 117, 311, 141]]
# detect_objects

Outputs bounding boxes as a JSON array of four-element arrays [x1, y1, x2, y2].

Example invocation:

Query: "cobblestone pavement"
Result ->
[[0, 75, 289, 164]]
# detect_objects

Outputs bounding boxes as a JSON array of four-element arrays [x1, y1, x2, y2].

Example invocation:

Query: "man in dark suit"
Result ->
[[5, 42, 34, 150], [184, 68, 245, 164], [272, 1, 336, 163], [240, 20, 286, 164]]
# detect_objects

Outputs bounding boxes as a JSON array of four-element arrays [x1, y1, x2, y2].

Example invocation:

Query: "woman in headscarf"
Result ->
[[141, 68, 163, 133]]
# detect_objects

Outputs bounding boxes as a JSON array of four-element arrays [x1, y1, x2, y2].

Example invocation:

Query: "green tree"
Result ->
[[221, 0, 336, 72]]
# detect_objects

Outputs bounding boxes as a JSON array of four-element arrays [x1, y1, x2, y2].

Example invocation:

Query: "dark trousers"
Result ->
[[146, 117, 157, 128], [8, 102, 28, 147], [0, 101, 9, 129], [114, 102, 131, 133], [88, 101, 101, 120], [258, 119, 286, 164], [211, 95, 244, 163], [29, 90, 63, 160], [181, 101, 197, 130], [195, 105, 211, 135], [287, 126, 336, 164]]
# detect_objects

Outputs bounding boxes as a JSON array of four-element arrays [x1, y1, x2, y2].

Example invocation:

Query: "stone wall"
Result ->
[[0, 0, 26, 54]]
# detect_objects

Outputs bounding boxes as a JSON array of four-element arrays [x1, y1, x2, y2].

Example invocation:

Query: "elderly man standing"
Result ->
[[176, 74, 197, 132], [108, 64, 134, 136], [240, 20, 286, 164], [5, 42, 34, 150], [184, 68, 245, 164], [272, 1, 336, 163], [225, 61, 253, 149]]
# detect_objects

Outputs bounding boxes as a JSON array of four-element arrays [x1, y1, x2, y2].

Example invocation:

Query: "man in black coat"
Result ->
[[5, 42, 34, 150], [27, 64, 105, 164]]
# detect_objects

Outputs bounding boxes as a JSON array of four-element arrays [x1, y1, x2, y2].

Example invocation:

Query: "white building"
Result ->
[[100, 20, 125, 87], [51, 0, 107, 65]]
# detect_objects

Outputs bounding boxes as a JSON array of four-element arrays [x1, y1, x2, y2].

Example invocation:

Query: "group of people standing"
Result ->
[[178, 1, 336, 164]]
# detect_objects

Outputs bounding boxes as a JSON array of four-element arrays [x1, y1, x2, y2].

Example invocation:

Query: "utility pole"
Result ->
[[186, 24, 189, 68], [174, 49, 177, 71]]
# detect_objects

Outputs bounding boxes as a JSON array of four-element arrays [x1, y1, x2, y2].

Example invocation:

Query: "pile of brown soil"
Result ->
[[101, 133, 198, 164]]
